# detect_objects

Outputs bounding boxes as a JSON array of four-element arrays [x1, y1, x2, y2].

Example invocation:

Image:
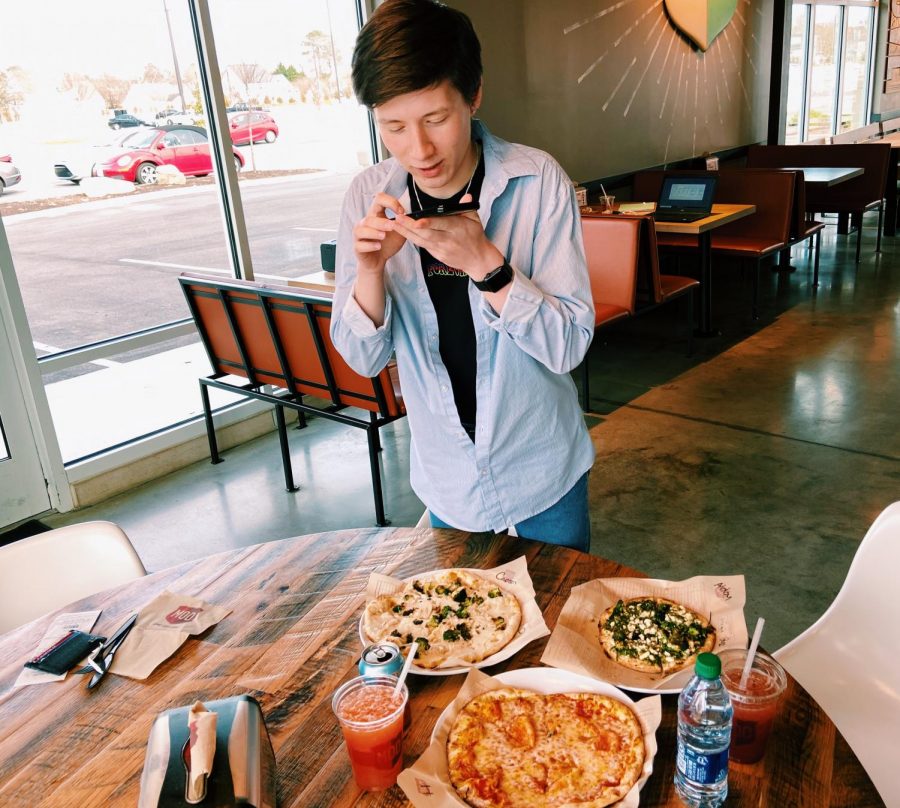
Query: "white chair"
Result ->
[[0, 521, 146, 634], [774, 502, 900, 806]]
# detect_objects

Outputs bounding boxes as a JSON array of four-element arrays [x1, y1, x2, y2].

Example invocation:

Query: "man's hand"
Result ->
[[391, 193, 504, 280], [353, 192, 407, 276]]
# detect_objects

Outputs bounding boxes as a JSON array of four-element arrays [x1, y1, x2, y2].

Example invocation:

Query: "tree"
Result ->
[[59, 72, 96, 102], [302, 30, 337, 104], [142, 63, 172, 84], [92, 74, 132, 110], [0, 67, 28, 123], [231, 63, 269, 101], [274, 62, 300, 83]]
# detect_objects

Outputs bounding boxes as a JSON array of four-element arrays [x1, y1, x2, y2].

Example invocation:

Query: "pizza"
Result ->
[[362, 569, 522, 669], [447, 687, 645, 808], [598, 596, 716, 675]]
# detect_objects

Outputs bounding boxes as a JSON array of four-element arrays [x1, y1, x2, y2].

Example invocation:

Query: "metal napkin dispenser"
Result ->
[[138, 694, 275, 808]]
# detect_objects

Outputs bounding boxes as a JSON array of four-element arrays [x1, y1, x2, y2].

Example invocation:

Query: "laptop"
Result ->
[[653, 175, 717, 222]]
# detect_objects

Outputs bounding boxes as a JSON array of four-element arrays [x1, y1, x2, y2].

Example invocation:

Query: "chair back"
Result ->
[[713, 169, 795, 245], [631, 170, 667, 204], [0, 521, 146, 633], [746, 143, 891, 211], [581, 215, 640, 316], [831, 122, 882, 144], [179, 274, 403, 418], [774, 501, 900, 806]]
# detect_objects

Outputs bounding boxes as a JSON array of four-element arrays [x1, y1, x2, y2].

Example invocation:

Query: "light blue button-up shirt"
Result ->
[[330, 121, 595, 532]]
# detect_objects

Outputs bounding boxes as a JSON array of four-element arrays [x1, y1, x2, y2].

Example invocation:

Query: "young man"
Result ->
[[331, 0, 595, 550]]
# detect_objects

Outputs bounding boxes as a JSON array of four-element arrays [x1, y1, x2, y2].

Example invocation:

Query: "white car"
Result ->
[[0, 154, 22, 195], [156, 109, 198, 126]]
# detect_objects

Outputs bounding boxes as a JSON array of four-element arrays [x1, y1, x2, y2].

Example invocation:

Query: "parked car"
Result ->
[[108, 112, 149, 130], [54, 130, 147, 184], [92, 124, 245, 184], [155, 108, 197, 126], [228, 112, 279, 145], [0, 153, 22, 195]]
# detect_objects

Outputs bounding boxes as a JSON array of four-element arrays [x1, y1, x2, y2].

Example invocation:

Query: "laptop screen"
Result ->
[[657, 176, 717, 213]]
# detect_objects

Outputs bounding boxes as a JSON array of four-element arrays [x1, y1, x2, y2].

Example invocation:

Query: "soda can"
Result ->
[[358, 642, 404, 678]]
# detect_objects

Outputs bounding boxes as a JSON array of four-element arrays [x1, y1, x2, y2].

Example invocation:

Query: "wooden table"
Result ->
[[287, 270, 337, 294], [868, 132, 900, 236], [0, 528, 882, 807], [652, 203, 756, 337], [782, 166, 864, 188]]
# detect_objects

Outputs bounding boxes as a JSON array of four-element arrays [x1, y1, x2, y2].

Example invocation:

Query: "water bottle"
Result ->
[[674, 652, 733, 807]]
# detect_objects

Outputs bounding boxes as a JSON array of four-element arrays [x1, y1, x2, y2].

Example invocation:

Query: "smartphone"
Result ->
[[406, 200, 479, 220]]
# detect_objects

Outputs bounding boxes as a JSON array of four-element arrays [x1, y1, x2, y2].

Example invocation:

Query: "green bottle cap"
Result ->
[[695, 652, 721, 679]]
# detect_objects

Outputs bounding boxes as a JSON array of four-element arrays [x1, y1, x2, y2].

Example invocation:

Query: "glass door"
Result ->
[[0, 231, 52, 525]]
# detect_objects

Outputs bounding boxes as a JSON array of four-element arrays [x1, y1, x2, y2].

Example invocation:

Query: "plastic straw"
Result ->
[[740, 617, 765, 689], [392, 641, 417, 697], [600, 183, 609, 200]]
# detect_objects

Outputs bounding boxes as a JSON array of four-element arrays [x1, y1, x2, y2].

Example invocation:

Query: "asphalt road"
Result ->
[[4, 171, 354, 357]]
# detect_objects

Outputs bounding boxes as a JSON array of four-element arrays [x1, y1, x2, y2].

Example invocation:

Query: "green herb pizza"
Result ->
[[362, 569, 522, 669], [598, 596, 716, 675]]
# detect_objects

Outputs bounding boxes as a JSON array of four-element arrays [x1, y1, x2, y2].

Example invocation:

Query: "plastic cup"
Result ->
[[332, 675, 408, 791], [719, 649, 787, 763], [600, 194, 616, 213]]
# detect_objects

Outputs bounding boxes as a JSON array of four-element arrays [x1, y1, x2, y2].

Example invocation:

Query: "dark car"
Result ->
[[93, 124, 245, 184], [108, 112, 149, 130], [106, 111, 150, 129]]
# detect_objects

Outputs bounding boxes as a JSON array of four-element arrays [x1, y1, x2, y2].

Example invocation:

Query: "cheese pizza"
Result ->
[[598, 596, 716, 675], [447, 687, 645, 808], [362, 569, 521, 669]]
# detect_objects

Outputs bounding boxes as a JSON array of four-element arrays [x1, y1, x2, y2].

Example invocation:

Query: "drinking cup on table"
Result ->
[[719, 649, 787, 764], [332, 675, 408, 791], [600, 194, 616, 213]]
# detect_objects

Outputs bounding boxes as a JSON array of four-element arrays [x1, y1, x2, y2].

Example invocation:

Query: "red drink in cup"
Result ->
[[332, 675, 408, 791], [719, 649, 787, 764]]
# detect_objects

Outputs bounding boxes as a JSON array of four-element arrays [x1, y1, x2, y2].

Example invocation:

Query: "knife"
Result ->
[[75, 613, 138, 683]]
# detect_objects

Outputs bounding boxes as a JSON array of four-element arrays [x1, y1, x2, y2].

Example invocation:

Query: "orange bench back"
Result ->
[[179, 273, 404, 418]]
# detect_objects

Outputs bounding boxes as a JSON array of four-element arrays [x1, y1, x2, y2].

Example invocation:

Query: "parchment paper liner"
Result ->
[[541, 574, 748, 691], [397, 667, 662, 807], [363, 556, 549, 672]]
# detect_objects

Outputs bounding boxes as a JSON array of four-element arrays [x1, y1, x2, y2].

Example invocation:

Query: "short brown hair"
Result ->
[[352, 0, 483, 108]]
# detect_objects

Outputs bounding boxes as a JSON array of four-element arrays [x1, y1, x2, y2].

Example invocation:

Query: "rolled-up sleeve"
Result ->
[[478, 161, 594, 374], [330, 175, 396, 377]]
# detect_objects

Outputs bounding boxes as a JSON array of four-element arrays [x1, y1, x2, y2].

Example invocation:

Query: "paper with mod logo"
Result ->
[[664, 0, 737, 51], [110, 590, 231, 679]]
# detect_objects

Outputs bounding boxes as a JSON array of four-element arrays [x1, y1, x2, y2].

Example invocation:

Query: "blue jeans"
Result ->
[[429, 472, 591, 553]]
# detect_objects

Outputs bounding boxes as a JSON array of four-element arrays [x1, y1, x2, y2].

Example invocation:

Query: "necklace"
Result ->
[[412, 141, 480, 211]]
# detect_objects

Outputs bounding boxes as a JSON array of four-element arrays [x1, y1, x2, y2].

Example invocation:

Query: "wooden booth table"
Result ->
[[0, 528, 882, 807], [287, 270, 337, 295], [651, 203, 756, 337]]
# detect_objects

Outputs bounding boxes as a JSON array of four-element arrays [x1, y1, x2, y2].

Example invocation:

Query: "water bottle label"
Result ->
[[676, 741, 729, 785]]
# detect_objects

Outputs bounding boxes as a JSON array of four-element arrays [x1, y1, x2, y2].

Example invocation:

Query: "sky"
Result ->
[[4, 0, 361, 84]]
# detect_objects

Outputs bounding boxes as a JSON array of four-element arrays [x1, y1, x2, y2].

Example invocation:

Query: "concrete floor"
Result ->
[[40, 216, 899, 652]]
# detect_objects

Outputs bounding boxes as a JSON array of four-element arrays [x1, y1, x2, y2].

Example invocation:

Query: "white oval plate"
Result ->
[[358, 567, 525, 677]]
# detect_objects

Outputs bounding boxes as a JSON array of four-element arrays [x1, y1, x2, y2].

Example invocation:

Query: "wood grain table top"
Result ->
[[0, 528, 883, 806]]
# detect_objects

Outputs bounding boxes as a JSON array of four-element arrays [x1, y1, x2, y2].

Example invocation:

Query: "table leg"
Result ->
[[694, 231, 719, 338], [885, 151, 898, 238]]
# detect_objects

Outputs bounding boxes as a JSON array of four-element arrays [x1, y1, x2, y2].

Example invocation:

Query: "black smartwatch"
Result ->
[[473, 261, 514, 293]]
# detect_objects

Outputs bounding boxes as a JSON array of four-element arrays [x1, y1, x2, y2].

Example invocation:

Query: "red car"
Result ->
[[93, 125, 245, 185], [228, 112, 279, 145]]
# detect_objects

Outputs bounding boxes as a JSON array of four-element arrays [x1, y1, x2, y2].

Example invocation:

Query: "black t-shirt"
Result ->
[[408, 147, 485, 438]]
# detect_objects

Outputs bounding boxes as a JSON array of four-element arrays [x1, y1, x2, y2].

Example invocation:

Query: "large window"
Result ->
[[786, 1, 877, 143], [0, 0, 371, 464]]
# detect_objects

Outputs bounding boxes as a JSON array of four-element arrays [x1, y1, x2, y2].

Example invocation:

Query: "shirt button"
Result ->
[[441, 385, 448, 393], [431, 333, 437, 341], [481, 470, 487, 477]]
